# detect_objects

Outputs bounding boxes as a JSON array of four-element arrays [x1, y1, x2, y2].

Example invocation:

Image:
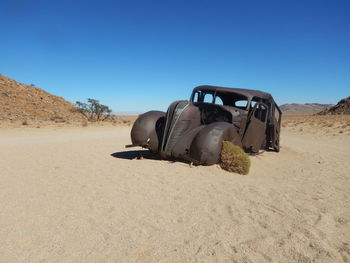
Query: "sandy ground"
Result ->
[[0, 125, 349, 262]]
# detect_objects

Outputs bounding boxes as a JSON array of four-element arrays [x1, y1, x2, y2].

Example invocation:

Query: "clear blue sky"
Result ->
[[1, 0, 349, 112]]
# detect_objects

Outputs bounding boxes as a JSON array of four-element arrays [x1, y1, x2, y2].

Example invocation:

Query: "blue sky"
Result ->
[[1, 0, 349, 112]]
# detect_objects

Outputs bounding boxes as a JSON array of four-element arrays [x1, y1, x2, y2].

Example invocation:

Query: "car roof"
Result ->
[[193, 85, 273, 100]]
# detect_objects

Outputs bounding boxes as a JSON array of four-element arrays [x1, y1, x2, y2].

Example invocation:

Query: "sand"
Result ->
[[0, 125, 349, 262]]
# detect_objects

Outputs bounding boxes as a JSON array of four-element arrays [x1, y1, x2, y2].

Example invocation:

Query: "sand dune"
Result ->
[[0, 125, 349, 262]]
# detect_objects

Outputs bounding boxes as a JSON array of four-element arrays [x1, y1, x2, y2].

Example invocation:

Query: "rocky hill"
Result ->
[[0, 74, 82, 121], [280, 103, 333, 115], [317, 96, 350, 115]]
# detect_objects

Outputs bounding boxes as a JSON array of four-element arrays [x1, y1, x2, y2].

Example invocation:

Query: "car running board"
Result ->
[[125, 144, 148, 148]]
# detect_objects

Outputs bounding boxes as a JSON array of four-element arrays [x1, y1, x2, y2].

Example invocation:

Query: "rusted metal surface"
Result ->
[[127, 85, 282, 165]]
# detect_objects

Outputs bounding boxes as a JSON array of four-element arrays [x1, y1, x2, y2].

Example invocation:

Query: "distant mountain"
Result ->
[[317, 96, 350, 115], [280, 103, 333, 114], [0, 74, 82, 121]]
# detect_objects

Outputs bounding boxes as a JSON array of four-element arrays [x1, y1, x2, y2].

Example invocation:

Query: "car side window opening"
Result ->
[[234, 100, 249, 108], [215, 91, 249, 109], [250, 101, 257, 108], [214, 96, 224, 105], [203, 93, 214, 103], [254, 103, 268, 122], [274, 105, 281, 122], [193, 91, 200, 103]]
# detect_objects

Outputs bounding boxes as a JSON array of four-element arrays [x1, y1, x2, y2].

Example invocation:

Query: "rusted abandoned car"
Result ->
[[127, 85, 282, 165]]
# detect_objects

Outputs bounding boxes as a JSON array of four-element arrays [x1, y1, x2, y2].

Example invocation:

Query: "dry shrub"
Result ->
[[220, 141, 250, 175], [73, 98, 112, 121]]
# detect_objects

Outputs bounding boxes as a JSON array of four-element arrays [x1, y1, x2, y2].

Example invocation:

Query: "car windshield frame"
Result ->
[[190, 89, 251, 110]]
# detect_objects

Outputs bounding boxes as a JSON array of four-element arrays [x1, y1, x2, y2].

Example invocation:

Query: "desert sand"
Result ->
[[0, 121, 349, 262]]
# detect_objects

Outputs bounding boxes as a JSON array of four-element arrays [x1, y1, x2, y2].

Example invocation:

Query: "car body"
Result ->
[[127, 85, 282, 165]]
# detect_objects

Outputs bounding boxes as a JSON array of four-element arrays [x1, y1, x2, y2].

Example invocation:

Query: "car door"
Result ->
[[272, 104, 282, 151], [241, 102, 268, 153]]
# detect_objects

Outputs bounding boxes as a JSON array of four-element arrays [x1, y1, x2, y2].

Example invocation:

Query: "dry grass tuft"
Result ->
[[220, 141, 250, 175]]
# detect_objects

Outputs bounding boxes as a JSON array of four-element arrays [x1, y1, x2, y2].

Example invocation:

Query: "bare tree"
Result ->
[[73, 98, 112, 121]]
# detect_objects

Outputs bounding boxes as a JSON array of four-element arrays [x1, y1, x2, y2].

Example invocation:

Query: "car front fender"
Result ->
[[130, 111, 165, 152], [189, 122, 241, 165]]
